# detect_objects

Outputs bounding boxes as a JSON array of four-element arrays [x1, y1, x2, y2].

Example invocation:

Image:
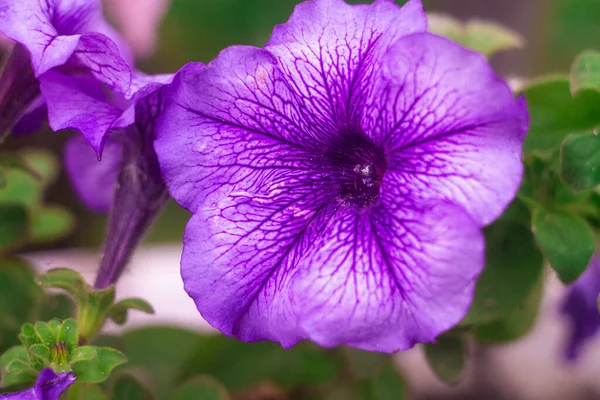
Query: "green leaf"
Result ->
[[171, 376, 229, 400], [0, 346, 29, 367], [361, 367, 405, 400], [0, 347, 37, 388], [28, 344, 50, 363], [69, 346, 98, 364], [0, 204, 28, 252], [474, 276, 543, 342], [111, 374, 156, 400], [428, 14, 523, 57], [0, 153, 40, 180], [47, 320, 61, 338], [532, 209, 595, 283], [19, 324, 38, 349], [36, 269, 89, 302], [30, 206, 75, 243], [0, 150, 57, 209], [6, 359, 30, 375], [560, 131, 600, 191], [424, 335, 465, 385], [570, 50, 600, 95], [78, 287, 116, 341], [40, 294, 74, 321], [64, 383, 108, 400], [122, 327, 341, 399], [0, 259, 43, 353], [342, 348, 390, 380], [108, 298, 154, 326], [34, 322, 57, 348], [58, 319, 78, 354], [462, 219, 544, 325], [522, 78, 600, 152], [71, 347, 127, 383]]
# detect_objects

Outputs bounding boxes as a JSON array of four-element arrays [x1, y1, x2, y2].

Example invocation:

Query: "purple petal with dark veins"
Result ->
[[155, 0, 525, 351], [0, 0, 131, 92], [561, 254, 600, 362], [364, 33, 527, 225], [41, 70, 171, 156], [0, 369, 76, 400], [265, 0, 427, 129], [65, 134, 121, 213], [40, 70, 122, 154], [155, 49, 328, 213], [291, 200, 483, 351]]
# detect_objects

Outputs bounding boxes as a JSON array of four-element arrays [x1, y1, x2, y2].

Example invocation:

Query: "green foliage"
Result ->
[[522, 78, 600, 152], [111, 374, 156, 400], [0, 259, 44, 353], [108, 299, 155, 326], [560, 131, 600, 191], [532, 209, 595, 284], [473, 276, 543, 343], [424, 334, 466, 385], [71, 347, 128, 384], [0, 318, 127, 388], [0, 205, 28, 251], [570, 50, 600, 94], [428, 14, 523, 57], [358, 367, 405, 400], [30, 206, 75, 243], [342, 348, 390, 380], [122, 327, 342, 399], [37, 269, 153, 342], [462, 211, 544, 325], [171, 376, 229, 400], [64, 383, 108, 400], [0, 149, 74, 252]]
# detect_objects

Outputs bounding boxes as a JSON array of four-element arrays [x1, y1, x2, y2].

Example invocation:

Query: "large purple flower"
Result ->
[[0, 0, 131, 139], [40, 70, 173, 288], [155, 0, 527, 352], [0, 369, 75, 399], [561, 254, 600, 361]]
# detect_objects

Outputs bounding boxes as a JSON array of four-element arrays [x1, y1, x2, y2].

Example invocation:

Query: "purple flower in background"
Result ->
[[0, 0, 132, 140], [0, 369, 75, 399], [41, 70, 173, 288], [155, 0, 527, 352], [561, 254, 600, 362]]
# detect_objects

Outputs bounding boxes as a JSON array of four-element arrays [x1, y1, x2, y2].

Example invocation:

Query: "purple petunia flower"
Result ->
[[561, 254, 600, 362], [154, 0, 527, 352], [0, 0, 132, 139], [0, 369, 75, 400], [40, 70, 173, 288]]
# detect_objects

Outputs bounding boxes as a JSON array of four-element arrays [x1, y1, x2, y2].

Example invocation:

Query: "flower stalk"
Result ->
[[94, 128, 169, 289]]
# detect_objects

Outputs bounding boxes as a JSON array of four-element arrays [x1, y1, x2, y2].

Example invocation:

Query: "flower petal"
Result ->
[[561, 254, 600, 361], [40, 70, 122, 154], [0, 369, 75, 399], [156, 49, 334, 212], [0, 0, 131, 92], [70, 32, 132, 93], [290, 198, 483, 352], [12, 99, 47, 136], [265, 0, 426, 128], [364, 32, 527, 225], [64, 134, 121, 213]]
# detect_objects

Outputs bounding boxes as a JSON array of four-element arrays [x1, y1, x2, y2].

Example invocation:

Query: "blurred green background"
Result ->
[[5, 0, 600, 251]]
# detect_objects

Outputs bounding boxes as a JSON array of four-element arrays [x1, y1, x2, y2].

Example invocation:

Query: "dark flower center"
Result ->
[[324, 131, 387, 208]]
